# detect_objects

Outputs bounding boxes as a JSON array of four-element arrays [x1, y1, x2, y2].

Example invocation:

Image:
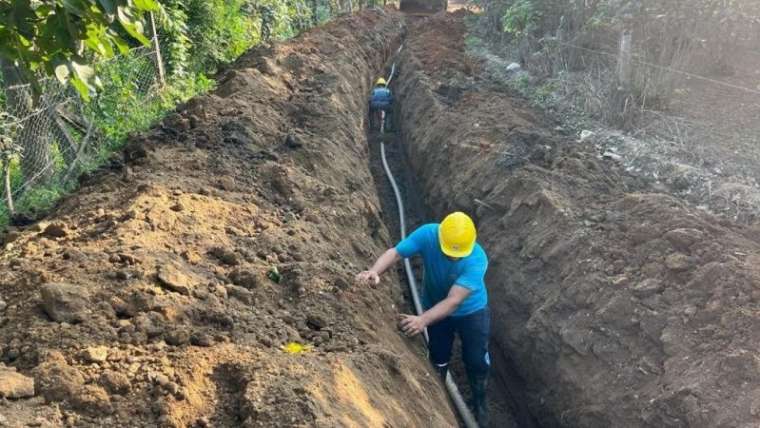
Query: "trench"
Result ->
[[365, 62, 540, 427]]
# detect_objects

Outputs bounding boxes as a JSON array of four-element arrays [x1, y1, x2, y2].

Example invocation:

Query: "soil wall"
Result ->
[[0, 10, 458, 427], [397, 12, 760, 428]]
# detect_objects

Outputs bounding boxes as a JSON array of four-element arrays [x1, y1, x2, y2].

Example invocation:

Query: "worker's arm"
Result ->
[[400, 285, 471, 336], [356, 248, 401, 285]]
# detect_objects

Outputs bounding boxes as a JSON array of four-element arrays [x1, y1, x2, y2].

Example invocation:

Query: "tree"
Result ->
[[0, 0, 160, 99]]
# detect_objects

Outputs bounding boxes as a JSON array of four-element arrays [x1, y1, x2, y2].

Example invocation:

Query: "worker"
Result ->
[[356, 212, 490, 426], [368, 77, 393, 131]]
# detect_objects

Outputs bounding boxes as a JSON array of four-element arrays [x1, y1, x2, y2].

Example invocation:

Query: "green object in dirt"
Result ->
[[267, 266, 281, 283]]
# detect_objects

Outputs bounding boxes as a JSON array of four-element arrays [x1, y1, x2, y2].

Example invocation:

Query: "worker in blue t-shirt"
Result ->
[[356, 212, 490, 426], [368, 77, 393, 131]]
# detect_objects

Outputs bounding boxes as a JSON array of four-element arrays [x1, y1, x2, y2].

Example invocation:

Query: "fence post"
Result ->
[[3, 162, 13, 216], [150, 12, 166, 88], [617, 28, 633, 91], [611, 15, 634, 127]]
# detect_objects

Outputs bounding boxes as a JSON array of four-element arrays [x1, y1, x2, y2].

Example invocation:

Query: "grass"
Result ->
[[0, 64, 215, 228]]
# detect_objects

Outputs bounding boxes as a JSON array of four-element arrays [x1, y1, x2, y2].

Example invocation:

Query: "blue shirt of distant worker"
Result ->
[[369, 77, 393, 130], [355, 211, 491, 426]]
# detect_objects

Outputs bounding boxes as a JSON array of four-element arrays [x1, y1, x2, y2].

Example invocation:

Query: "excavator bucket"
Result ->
[[399, 0, 448, 15]]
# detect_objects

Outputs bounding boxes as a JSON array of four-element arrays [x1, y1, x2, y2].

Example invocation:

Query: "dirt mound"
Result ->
[[0, 10, 458, 427], [398, 11, 760, 427]]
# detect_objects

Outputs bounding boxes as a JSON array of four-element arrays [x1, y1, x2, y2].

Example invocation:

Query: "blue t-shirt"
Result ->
[[370, 87, 393, 106], [395, 223, 488, 317]]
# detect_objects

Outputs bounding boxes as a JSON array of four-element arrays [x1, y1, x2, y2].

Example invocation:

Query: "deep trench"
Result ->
[[365, 69, 540, 428]]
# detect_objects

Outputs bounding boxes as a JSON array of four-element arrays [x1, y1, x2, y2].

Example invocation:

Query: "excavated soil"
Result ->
[[397, 10, 760, 428], [0, 10, 460, 428]]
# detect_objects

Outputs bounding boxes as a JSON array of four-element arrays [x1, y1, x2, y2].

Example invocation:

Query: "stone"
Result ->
[[0, 300, 6, 312], [632, 279, 664, 298], [81, 346, 109, 364], [41, 223, 68, 239], [34, 354, 85, 402], [506, 62, 522, 72], [579, 130, 595, 143], [190, 333, 213, 347], [209, 247, 240, 266], [39, 283, 90, 323], [664, 228, 704, 252], [165, 330, 190, 346], [229, 269, 259, 289], [157, 264, 196, 296], [0, 368, 35, 398], [665, 253, 692, 272], [71, 384, 112, 414], [225, 284, 255, 305], [99, 370, 131, 395], [306, 315, 327, 330]]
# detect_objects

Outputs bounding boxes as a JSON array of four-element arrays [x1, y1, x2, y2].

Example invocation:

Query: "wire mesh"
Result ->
[[0, 42, 161, 217]]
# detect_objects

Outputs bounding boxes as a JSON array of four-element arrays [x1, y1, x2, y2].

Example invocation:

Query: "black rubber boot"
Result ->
[[469, 373, 489, 427]]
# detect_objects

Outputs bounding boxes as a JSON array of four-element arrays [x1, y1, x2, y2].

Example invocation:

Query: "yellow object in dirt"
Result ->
[[282, 342, 312, 354], [439, 211, 477, 258], [375, 77, 387, 86]]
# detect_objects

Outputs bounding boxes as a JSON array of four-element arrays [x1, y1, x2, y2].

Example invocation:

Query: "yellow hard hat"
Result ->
[[439, 212, 477, 258], [375, 77, 387, 86]]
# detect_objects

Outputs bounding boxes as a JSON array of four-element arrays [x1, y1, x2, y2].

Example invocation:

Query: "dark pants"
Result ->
[[428, 307, 491, 377], [369, 103, 392, 131]]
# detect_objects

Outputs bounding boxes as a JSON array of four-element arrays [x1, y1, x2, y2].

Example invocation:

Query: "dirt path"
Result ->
[[0, 10, 459, 427], [397, 10, 760, 428]]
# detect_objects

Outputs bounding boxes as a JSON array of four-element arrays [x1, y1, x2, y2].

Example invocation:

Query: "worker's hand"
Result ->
[[356, 270, 380, 286], [399, 314, 427, 337]]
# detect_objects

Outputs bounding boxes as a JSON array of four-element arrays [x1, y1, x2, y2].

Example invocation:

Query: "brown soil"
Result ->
[[398, 11, 760, 428], [0, 10, 458, 428]]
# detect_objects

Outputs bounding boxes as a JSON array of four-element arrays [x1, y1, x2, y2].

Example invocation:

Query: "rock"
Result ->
[[579, 130, 595, 143], [284, 133, 303, 149], [217, 177, 236, 191], [41, 223, 68, 239], [165, 330, 190, 346], [190, 332, 214, 347], [0, 300, 6, 312], [39, 283, 90, 323], [506, 62, 522, 72], [3, 230, 22, 245], [80, 346, 109, 364], [665, 253, 692, 272], [602, 151, 622, 162], [632, 279, 664, 298], [209, 247, 240, 266], [150, 372, 171, 387], [229, 269, 259, 289], [99, 370, 131, 395], [157, 264, 197, 295], [0, 368, 35, 398], [71, 384, 112, 414], [664, 228, 704, 252], [34, 354, 85, 402], [306, 315, 327, 330], [225, 284, 255, 305]]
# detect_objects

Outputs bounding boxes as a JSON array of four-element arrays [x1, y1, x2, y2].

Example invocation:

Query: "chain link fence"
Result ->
[[0, 41, 164, 222]]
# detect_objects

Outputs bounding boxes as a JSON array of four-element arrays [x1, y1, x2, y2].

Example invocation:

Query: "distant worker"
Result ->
[[369, 77, 393, 131], [356, 212, 490, 426]]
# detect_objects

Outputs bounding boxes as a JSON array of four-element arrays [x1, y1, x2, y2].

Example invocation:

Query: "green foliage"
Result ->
[[184, 0, 258, 72], [501, 0, 538, 37], [1, 0, 346, 229], [0, 0, 160, 99]]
